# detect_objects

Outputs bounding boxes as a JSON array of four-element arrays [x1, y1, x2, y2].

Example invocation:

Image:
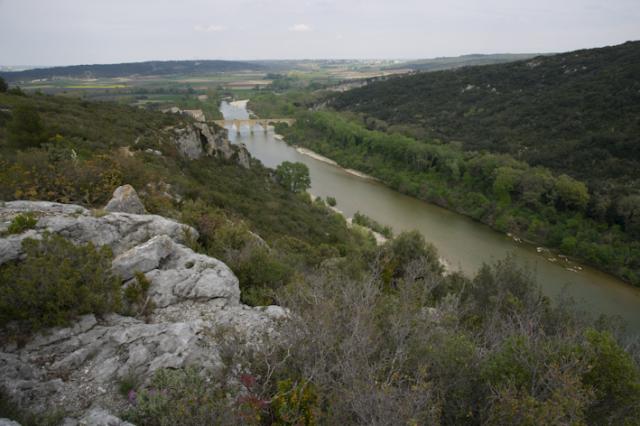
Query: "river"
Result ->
[[220, 100, 640, 333]]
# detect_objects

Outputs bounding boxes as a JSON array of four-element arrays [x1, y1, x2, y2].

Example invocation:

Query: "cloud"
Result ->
[[194, 24, 226, 33], [289, 24, 311, 32]]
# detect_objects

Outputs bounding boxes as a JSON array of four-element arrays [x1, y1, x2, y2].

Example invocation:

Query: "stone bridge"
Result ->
[[213, 118, 296, 132]]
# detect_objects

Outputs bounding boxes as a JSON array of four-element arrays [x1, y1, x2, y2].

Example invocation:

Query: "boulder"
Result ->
[[112, 235, 241, 307], [104, 185, 146, 215]]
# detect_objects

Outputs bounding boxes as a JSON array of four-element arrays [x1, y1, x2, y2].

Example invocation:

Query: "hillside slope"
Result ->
[[387, 53, 540, 72], [1, 92, 640, 425], [0, 60, 263, 82], [332, 41, 640, 188]]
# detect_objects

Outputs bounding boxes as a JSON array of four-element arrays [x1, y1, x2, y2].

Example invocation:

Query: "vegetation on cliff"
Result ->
[[0, 91, 374, 307]]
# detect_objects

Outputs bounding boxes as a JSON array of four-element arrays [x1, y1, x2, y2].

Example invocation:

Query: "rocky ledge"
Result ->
[[172, 121, 251, 168], [0, 189, 285, 424]]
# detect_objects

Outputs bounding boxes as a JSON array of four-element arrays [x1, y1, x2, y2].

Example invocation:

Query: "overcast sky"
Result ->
[[1, 0, 639, 65]]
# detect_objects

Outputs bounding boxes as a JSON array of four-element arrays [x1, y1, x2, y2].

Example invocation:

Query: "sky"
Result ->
[[1, 0, 639, 65]]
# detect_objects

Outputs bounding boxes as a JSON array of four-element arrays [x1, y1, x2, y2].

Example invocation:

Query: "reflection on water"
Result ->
[[220, 101, 640, 334]]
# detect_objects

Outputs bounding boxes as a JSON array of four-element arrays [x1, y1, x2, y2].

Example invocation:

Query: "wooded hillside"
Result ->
[[333, 41, 640, 190]]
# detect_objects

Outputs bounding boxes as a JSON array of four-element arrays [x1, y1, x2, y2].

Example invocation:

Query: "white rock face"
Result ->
[[0, 200, 195, 259], [0, 200, 286, 421], [112, 235, 241, 307], [173, 125, 205, 159], [171, 122, 251, 169]]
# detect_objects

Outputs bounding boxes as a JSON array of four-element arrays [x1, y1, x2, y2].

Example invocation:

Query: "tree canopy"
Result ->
[[275, 161, 311, 193]]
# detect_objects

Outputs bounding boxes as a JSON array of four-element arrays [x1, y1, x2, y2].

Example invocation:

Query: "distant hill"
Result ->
[[0, 60, 263, 82], [388, 53, 542, 71], [332, 41, 640, 188]]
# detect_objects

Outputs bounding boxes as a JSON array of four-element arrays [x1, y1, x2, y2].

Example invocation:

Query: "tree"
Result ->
[[0, 76, 7, 93], [275, 161, 310, 193], [6, 104, 47, 149], [555, 174, 589, 211], [616, 195, 640, 237]]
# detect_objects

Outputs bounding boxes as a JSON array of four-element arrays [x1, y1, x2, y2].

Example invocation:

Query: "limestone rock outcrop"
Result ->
[[171, 122, 251, 168], [0, 200, 286, 421], [173, 125, 205, 160], [104, 185, 146, 215]]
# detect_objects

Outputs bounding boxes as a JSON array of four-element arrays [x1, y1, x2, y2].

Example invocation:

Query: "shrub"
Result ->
[[271, 379, 319, 425], [0, 77, 7, 93], [380, 230, 442, 284], [0, 389, 64, 426], [6, 213, 38, 235], [325, 196, 337, 207], [6, 104, 47, 149], [582, 329, 640, 424], [122, 367, 235, 426], [0, 233, 121, 335], [233, 248, 293, 306], [352, 211, 393, 238], [0, 151, 123, 206], [123, 272, 155, 319]]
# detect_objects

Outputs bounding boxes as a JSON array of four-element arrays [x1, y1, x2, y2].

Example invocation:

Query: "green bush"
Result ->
[[6, 104, 47, 149], [122, 368, 233, 426], [271, 379, 319, 425], [6, 213, 38, 234], [0, 233, 121, 334], [123, 272, 154, 319], [582, 329, 640, 424], [352, 211, 393, 238], [234, 248, 293, 306], [325, 196, 337, 207], [0, 389, 64, 426]]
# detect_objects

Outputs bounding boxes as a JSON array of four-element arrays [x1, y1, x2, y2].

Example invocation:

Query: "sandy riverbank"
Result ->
[[296, 147, 338, 166], [295, 147, 378, 181], [344, 168, 377, 180]]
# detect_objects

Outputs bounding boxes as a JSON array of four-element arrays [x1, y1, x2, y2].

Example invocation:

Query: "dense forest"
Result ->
[[0, 60, 263, 82], [332, 41, 640, 191], [1, 88, 640, 425]]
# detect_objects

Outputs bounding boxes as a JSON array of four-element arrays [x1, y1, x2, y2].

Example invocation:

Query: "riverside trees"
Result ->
[[279, 110, 640, 285], [275, 161, 311, 193]]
